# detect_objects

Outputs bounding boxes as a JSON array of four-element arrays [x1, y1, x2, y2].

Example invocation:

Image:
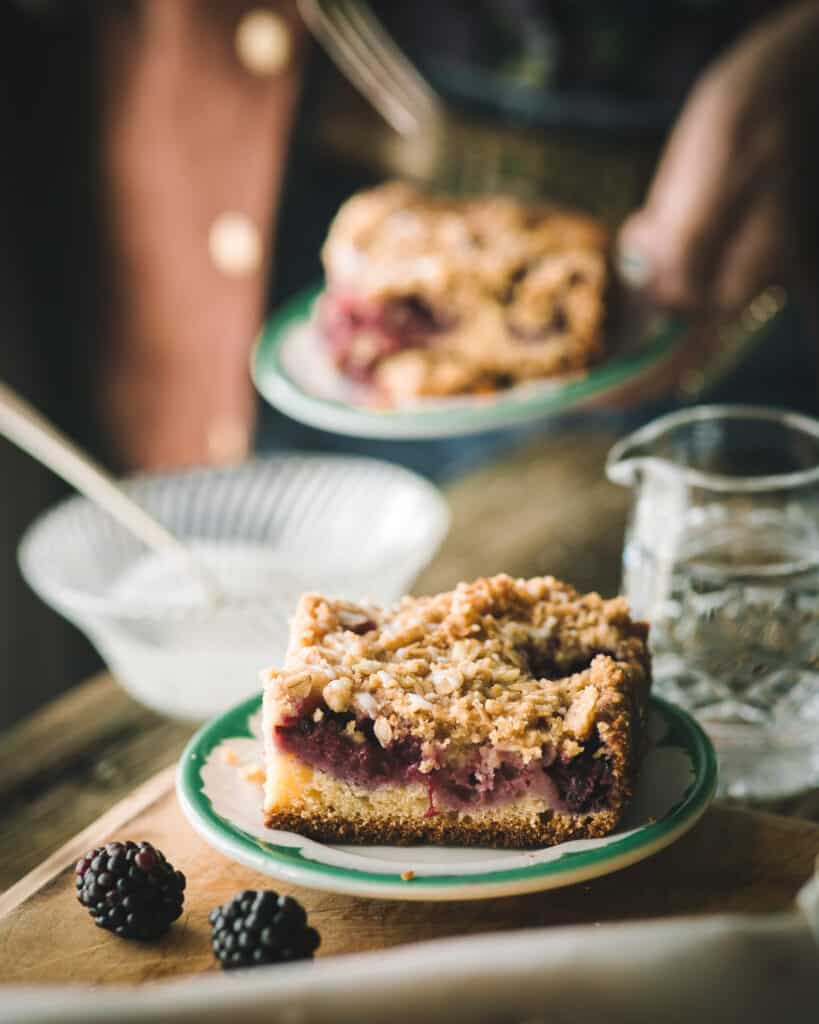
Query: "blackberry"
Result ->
[[209, 890, 320, 969], [75, 840, 186, 940]]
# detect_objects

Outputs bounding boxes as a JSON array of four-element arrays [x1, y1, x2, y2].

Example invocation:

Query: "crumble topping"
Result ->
[[323, 182, 607, 310], [262, 575, 649, 765], [318, 183, 610, 399]]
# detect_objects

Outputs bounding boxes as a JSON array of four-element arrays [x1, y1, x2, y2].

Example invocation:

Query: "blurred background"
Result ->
[[2, 0, 818, 730]]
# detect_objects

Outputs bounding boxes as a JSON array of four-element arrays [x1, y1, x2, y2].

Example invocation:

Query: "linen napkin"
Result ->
[[3, 864, 819, 1024]]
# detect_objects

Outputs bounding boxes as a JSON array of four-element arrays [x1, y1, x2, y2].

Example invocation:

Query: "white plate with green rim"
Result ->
[[251, 282, 687, 440], [177, 693, 717, 901]]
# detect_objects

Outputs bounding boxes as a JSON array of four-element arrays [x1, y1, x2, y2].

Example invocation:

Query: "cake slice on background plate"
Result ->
[[262, 575, 650, 849], [318, 182, 609, 402]]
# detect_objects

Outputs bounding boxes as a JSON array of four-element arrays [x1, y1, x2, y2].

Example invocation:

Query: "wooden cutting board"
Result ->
[[1, 766, 818, 988]]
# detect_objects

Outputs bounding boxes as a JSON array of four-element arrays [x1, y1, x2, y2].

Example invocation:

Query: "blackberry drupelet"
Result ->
[[209, 890, 320, 969], [75, 840, 186, 940]]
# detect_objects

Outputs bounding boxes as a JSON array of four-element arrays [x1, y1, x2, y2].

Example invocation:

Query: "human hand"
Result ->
[[618, 0, 819, 315]]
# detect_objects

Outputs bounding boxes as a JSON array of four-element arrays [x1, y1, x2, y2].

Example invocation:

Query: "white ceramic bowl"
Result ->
[[19, 454, 449, 720]]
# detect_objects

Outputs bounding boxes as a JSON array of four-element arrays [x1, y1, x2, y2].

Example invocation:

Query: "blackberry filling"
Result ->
[[550, 736, 615, 813], [381, 296, 449, 342], [430, 750, 558, 811], [521, 646, 616, 681], [319, 291, 453, 379], [277, 709, 614, 815], [277, 711, 422, 788]]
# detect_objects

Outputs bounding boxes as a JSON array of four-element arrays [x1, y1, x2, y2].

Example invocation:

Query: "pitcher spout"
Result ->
[[605, 429, 666, 488]]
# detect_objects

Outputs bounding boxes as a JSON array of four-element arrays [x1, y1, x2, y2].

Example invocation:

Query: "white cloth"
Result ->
[[4, 871, 819, 1024]]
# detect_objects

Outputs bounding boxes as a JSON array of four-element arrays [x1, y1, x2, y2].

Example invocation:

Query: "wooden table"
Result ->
[[2, 430, 819, 985]]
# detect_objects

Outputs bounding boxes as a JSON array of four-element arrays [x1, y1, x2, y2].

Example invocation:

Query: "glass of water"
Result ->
[[607, 405, 819, 799]]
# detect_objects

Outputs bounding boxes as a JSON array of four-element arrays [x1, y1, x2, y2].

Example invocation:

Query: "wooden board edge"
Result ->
[[0, 763, 177, 920], [0, 673, 150, 802]]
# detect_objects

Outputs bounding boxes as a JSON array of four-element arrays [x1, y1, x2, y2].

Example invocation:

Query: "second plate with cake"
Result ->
[[254, 182, 687, 439], [253, 281, 684, 440]]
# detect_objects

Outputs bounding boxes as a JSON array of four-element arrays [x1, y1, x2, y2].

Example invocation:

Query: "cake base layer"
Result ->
[[263, 756, 622, 849]]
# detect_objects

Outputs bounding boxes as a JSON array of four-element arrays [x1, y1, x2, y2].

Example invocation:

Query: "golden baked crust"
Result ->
[[319, 182, 609, 400], [266, 804, 622, 849], [262, 575, 650, 848]]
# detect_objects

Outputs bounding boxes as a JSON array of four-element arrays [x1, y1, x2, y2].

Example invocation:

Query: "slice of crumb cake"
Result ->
[[318, 182, 609, 401], [262, 575, 651, 848]]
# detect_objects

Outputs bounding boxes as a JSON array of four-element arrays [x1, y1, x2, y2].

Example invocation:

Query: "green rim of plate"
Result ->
[[252, 283, 688, 438], [178, 693, 717, 894]]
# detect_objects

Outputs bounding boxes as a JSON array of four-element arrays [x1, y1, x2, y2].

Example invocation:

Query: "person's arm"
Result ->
[[99, 0, 305, 470]]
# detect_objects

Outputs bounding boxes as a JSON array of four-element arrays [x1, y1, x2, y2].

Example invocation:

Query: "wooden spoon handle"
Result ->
[[0, 379, 223, 602]]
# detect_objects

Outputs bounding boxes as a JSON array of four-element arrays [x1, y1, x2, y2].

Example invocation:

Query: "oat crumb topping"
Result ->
[[263, 575, 649, 765]]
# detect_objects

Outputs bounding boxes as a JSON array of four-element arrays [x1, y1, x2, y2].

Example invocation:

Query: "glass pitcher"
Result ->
[[607, 405, 819, 799]]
